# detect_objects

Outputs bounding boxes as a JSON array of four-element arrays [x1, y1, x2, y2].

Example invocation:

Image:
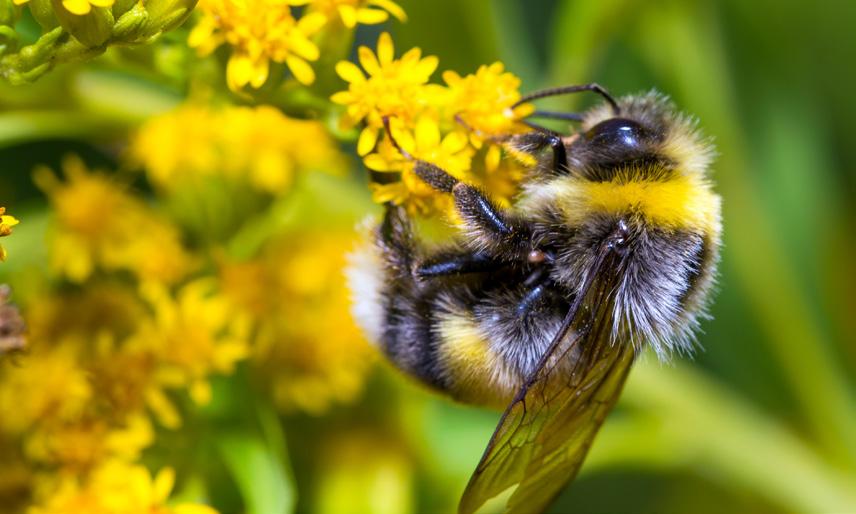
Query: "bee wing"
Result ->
[[459, 247, 636, 514]]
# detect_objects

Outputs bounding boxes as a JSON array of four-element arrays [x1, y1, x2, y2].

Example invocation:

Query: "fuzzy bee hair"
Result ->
[[347, 91, 721, 409]]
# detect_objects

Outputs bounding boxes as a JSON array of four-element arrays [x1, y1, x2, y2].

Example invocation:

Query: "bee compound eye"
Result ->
[[584, 118, 648, 151]]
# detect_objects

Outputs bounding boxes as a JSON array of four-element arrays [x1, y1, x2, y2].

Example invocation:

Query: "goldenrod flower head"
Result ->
[[188, 0, 326, 90], [302, 0, 405, 28], [0, 345, 91, 435], [30, 460, 218, 514], [220, 232, 374, 415], [34, 156, 192, 284], [132, 104, 345, 195], [11, 0, 114, 16], [442, 62, 533, 138], [365, 116, 472, 217], [24, 414, 153, 471], [136, 280, 249, 411], [331, 32, 440, 156], [0, 207, 19, 262]]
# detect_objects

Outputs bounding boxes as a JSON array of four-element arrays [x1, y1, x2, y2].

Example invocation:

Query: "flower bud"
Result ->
[[144, 0, 197, 34], [52, 0, 114, 47], [0, 0, 19, 27], [27, 0, 59, 29], [111, 2, 149, 42]]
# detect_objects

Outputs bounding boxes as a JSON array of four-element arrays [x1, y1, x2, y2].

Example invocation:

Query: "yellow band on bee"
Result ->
[[437, 313, 516, 408], [543, 173, 721, 232]]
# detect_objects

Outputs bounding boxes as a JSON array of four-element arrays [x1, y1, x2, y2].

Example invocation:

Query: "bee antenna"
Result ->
[[382, 116, 414, 161], [514, 83, 620, 115]]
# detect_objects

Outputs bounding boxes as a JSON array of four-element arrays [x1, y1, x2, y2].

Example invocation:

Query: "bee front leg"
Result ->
[[382, 117, 534, 259], [411, 160, 532, 259], [505, 130, 568, 174]]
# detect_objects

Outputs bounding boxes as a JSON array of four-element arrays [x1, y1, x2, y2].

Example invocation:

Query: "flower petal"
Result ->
[[335, 60, 365, 84], [287, 56, 316, 85], [415, 117, 440, 151], [358, 46, 381, 76], [377, 32, 394, 65], [337, 4, 357, 28], [355, 8, 389, 25], [61, 0, 91, 15], [357, 127, 380, 156], [330, 91, 353, 104], [369, 0, 407, 21]]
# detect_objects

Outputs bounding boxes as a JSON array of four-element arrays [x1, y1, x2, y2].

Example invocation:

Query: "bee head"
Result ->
[[566, 92, 715, 183]]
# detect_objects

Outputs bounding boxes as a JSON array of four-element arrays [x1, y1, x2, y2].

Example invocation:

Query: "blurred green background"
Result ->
[[2, 0, 855, 513]]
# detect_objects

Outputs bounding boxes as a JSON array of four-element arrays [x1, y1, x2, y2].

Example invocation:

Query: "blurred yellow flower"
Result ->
[[189, 0, 326, 90], [331, 32, 440, 156], [0, 207, 19, 262], [134, 280, 249, 416], [132, 104, 345, 195], [24, 414, 153, 471], [29, 460, 218, 514], [11, 0, 114, 16], [366, 116, 472, 216], [303, 0, 405, 28], [34, 156, 193, 284], [220, 232, 374, 415], [0, 344, 92, 435]]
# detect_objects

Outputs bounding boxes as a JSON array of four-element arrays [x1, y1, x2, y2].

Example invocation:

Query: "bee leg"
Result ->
[[382, 117, 533, 258], [516, 269, 553, 317], [505, 130, 568, 174], [414, 251, 503, 279]]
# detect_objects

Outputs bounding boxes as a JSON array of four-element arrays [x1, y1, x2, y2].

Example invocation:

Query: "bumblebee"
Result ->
[[348, 85, 721, 514]]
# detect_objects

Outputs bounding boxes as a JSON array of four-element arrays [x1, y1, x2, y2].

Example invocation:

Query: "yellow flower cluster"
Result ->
[[332, 33, 533, 215], [0, 275, 246, 508], [1, 150, 370, 509], [189, 0, 405, 92], [132, 104, 345, 195], [0, 207, 19, 262], [220, 231, 373, 415], [30, 460, 217, 514], [34, 157, 193, 284]]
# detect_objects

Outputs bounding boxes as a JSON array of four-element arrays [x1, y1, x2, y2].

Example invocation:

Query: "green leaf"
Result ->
[[216, 429, 296, 514]]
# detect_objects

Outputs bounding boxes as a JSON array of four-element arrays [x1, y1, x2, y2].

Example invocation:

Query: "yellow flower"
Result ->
[[331, 32, 440, 156], [365, 116, 472, 217], [11, 0, 114, 16], [302, 0, 405, 28], [29, 460, 219, 514], [34, 156, 193, 284], [0, 344, 92, 435], [132, 104, 345, 195], [220, 232, 374, 415], [134, 280, 249, 417], [24, 415, 153, 471], [188, 0, 326, 90], [442, 62, 533, 138], [0, 207, 19, 262]]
